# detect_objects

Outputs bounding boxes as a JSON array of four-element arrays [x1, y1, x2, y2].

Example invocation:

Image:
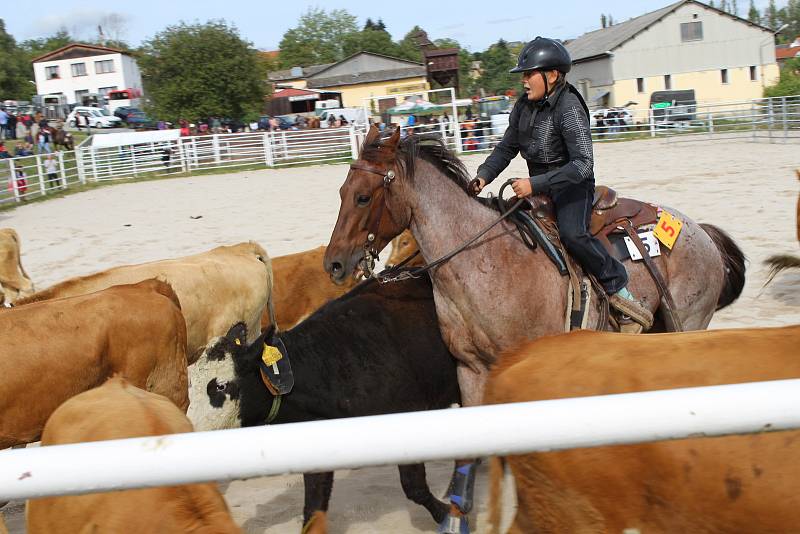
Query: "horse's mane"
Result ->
[[360, 133, 472, 194]]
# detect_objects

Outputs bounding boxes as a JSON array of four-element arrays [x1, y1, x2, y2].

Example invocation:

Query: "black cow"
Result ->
[[189, 275, 460, 530]]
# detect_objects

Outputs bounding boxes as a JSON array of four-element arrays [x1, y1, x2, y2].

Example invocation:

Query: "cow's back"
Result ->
[[0, 279, 188, 448], [267, 245, 358, 330], [16, 242, 271, 362], [487, 326, 800, 533], [27, 377, 240, 534]]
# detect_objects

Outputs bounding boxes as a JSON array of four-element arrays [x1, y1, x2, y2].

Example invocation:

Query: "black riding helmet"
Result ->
[[510, 37, 572, 74]]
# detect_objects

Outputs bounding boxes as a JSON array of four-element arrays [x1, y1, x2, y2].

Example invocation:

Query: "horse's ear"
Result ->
[[384, 126, 401, 150], [365, 124, 380, 145]]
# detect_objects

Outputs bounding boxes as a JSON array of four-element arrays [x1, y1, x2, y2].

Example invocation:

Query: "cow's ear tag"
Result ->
[[262, 344, 283, 366], [234, 338, 241, 346]]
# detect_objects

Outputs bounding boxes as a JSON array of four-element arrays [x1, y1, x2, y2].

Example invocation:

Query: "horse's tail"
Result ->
[[487, 456, 507, 534], [764, 254, 800, 285], [700, 223, 746, 310]]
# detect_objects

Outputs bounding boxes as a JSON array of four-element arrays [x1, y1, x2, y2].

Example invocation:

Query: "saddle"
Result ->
[[492, 185, 681, 333]]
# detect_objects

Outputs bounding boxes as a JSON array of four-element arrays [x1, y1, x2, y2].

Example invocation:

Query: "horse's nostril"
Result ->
[[331, 262, 343, 274]]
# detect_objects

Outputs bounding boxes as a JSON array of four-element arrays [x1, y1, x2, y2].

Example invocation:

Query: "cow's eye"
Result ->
[[357, 194, 371, 206]]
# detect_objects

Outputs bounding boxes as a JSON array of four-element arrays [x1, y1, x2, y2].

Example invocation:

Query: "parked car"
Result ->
[[124, 111, 156, 129], [66, 107, 122, 129], [114, 106, 141, 121]]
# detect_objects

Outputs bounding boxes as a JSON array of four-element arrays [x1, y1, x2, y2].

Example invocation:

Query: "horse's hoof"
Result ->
[[437, 513, 470, 534]]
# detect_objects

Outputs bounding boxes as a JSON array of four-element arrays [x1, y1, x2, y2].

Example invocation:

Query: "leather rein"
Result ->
[[349, 162, 524, 284]]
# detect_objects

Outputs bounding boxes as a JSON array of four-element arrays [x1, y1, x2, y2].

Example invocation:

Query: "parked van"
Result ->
[[314, 99, 341, 113], [318, 108, 367, 128], [66, 107, 122, 129]]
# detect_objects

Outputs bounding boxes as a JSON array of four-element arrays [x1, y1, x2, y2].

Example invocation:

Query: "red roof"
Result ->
[[272, 88, 320, 98], [776, 44, 800, 60]]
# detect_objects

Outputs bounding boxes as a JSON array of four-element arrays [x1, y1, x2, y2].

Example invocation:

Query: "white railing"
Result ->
[[1, 95, 798, 206], [1, 379, 799, 500]]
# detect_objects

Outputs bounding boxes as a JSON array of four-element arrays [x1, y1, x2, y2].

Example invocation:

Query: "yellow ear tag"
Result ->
[[262, 344, 283, 366], [234, 338, 241, 346]]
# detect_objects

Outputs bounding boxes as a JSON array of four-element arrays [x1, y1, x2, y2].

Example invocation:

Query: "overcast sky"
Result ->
[[4, 0, 779, 52]]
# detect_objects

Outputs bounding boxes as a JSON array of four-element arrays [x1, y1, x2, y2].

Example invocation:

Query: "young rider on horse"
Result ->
[[470, 37, 652, 332]]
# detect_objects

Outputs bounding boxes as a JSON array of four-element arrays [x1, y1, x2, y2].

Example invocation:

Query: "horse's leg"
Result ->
[[437, 364, 489, 533], [398, 463, 449, 523], [303, 471, 334, 527]]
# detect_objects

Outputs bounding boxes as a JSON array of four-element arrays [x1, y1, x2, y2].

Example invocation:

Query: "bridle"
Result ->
[[348, 161, 524, 283], [348, 162, 397, 277]]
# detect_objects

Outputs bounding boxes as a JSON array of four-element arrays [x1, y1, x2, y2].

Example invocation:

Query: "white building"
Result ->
[[32, 43, 143, 105]]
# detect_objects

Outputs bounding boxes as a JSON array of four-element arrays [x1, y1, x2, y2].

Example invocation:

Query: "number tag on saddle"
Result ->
[[623, 231, 661, 260], [653, 210, 683, 249]]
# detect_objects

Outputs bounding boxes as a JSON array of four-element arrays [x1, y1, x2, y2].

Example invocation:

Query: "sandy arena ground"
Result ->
[[2, 136, 799, 533]]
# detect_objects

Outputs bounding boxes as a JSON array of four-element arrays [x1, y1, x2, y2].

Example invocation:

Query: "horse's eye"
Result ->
[[357, 194, 371, 206], [216, 382, 227, 392]]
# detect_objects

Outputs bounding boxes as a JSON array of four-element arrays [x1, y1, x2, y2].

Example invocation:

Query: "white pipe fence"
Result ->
[[2, 379, 799, 501], [2, 94, 799, 207]]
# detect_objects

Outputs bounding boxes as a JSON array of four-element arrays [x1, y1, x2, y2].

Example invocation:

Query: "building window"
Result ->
[[95, 60, 115, 74], [721, 69, 729, 84], [45, 66, 60, 79], [98, 86, 118, 97], [637, 78, 645, 93], [75, 89, 89, 103], [71, 63, 87, 77], [750, 65, 757, 81], [680, 21, 703, 41], [664, 74, 672, 90]]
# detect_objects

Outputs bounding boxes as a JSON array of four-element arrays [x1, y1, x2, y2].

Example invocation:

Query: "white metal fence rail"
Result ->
[[2, 95, 798, 206], [1, 379, 798, 500]]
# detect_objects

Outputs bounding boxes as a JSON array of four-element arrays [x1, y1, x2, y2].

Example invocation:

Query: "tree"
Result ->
[[601, 14, 608, 28], [139, 20, 266, 122], [277, 8, 358, 67], [0, 19, 32, 99], [476, 39, 517, 96], [395, 26, 426, 63], [748, 0, 761, 23], [732, 0, 739, 16], [764, 57, 800, 97], [342, 27, 400, 58], [766, 0, 779, 28]]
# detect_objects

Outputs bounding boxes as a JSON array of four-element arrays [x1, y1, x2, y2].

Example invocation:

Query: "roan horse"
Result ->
[[324, 126, 745, 530]]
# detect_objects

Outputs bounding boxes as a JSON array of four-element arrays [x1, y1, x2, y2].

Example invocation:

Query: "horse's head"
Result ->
[[324, 125, 411, 283]]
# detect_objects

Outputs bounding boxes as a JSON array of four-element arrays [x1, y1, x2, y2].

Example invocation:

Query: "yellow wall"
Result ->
[[277, 79, 308, 90], [316, 77, 430, 108], [613, 64, 781, 113]]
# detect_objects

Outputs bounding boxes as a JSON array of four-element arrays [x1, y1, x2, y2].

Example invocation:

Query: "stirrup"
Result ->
[[437, 506, 470, 534], [609, 294, 653, 329]]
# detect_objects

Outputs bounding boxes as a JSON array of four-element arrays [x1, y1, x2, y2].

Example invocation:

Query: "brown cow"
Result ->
[[17, 242, 273, 364], [0, 228, 34, 306], [0, 279, 188, 449], [26, 377, 241, 534], [261, 245, 359, 330], [386, 229, 424, 268], [486, 326, 800, 534]]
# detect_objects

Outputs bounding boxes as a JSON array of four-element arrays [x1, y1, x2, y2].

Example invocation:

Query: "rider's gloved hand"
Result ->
[[468, 177, 486, 196]]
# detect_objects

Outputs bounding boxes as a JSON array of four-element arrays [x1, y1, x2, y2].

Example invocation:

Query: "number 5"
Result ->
[[660, 220, 675, 237]]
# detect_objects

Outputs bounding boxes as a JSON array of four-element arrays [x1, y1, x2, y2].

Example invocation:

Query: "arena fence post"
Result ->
[[782, 96, 788, 143], [348, 126, 359, 159], [649, 109, 656, 138], [58, 151, 67, 188], [35, 154, 46, 196], [262, 132, 274, 167], [8, 158, 19, 203]]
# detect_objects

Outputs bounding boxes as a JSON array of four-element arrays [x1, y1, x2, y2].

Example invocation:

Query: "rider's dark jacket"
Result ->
[[476, 82, 594, 197]]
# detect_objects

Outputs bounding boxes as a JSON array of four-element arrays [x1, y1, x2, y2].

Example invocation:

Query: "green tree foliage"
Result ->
[[342, 25, 401, 57], [278, 8, 358, 67], [775, 0, 800, 43], [395, 26, 425, 63], [601, 14, 608, 28], [766, 0, 780, 28], [0, 19, 33, 99], [764, 57, 800, 96], [476, 39, 517, 96], [748, 0, 762, 23], [138, 20, 266, 122]]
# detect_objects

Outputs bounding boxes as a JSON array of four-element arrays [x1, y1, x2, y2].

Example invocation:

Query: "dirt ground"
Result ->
[[2, 135, 798, 533]]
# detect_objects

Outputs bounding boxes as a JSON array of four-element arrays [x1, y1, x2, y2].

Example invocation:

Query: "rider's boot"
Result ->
[[609, 286, 653, 333], [437, 462, 478, 534]]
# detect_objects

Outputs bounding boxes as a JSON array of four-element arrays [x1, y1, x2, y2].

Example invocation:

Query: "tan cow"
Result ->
[[0, 279, 188, 449], [487, 326, 800, 534], [0, 228, 34, 306], [386, 229, 425, 268], [26, 377, 241, 534], [17, 242, 273, 364], [764, 169, 800, 281], [261, 245, 359, 330]]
